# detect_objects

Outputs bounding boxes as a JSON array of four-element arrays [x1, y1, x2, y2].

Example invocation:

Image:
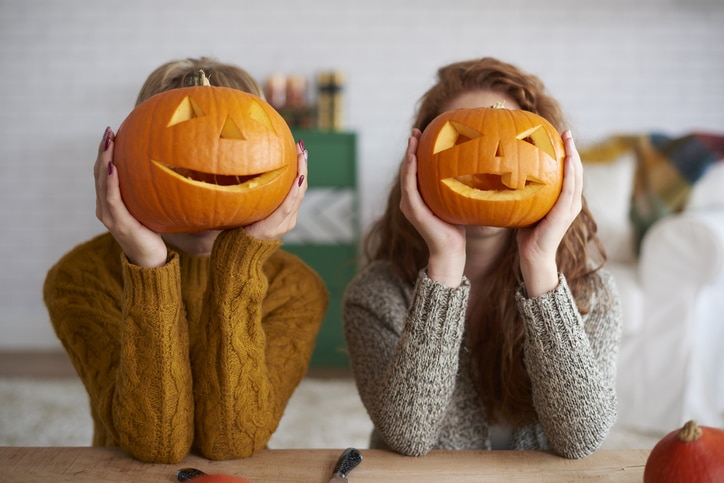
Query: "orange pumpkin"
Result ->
[[114, 73, 296, 233], [417, 104, 565, 228], [644, 420, 724, 483]]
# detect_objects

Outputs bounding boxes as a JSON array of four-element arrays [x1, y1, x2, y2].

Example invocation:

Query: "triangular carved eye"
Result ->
[[220, 116, 245, 140], [167, 96, 205, 127], [517, 125, 556, 159], [433, 121, 482, 154], [248, 99, 275, 132]]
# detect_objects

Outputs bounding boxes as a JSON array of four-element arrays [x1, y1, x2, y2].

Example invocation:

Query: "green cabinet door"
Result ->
[[284, 129, 358, 367]]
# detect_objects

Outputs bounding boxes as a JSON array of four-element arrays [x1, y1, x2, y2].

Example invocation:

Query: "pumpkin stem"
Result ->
[[491, 101, 506, 109], [188, 69, 211, 87], [677, 420, 703, 443]]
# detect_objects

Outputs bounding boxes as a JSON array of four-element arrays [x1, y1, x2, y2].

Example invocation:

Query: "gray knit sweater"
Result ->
[[342, 261, 622, 459]]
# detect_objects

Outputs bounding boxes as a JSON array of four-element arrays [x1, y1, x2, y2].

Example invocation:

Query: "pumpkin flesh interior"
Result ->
[[442, 176, 543, 201], [152, 160, 287, 192]]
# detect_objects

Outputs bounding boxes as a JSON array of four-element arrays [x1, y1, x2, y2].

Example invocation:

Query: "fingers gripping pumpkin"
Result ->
[[114, 73, 297, 233], [417, 104, 566, 228]]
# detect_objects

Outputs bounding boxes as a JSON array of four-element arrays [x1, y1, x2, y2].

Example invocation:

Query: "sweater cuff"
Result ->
[[211, 228, 281, 278], [516, 273, 582, 336], [409, 269, 470, 343], [121, 251, 181, 306]]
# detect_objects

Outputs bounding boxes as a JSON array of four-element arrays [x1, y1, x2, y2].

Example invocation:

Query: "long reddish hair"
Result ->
[[364, 57, 607, 426]]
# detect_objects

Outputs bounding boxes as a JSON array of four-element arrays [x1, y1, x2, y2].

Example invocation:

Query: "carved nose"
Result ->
[[495, 141, 527, 190]]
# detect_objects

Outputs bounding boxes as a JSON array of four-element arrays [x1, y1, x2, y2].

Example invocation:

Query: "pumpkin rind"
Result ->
[[114, 85, 297, 233], [643, 420, 724, 483], [417, 106, 565, 228]]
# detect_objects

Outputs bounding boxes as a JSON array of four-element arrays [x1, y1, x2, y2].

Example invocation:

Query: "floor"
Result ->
[[0, 350, 352, 379], [0, 351, 76, 378], [0, 351, 662, 450]]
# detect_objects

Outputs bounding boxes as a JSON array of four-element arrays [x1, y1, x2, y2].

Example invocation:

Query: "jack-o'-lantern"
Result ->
[[417, 103, 565, 228], [114, 71, 297, 233]]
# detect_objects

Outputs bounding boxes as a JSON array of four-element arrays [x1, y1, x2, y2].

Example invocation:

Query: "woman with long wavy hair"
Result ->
[[343, 57, 622, 459]]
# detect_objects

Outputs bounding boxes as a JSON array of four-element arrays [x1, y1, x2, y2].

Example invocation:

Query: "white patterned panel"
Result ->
[[283, 188, 357, 244]]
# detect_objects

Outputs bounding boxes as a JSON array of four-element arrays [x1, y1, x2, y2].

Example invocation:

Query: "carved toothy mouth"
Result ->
[[152, 160, 286, 192], [442, 174, 544, 200]]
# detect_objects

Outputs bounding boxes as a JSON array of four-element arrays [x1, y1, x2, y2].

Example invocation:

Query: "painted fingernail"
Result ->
[[298, 175, 305, 187], [103, 127, 112, 151], [108, 161, 114, 176], [298, 139, 305, 151]]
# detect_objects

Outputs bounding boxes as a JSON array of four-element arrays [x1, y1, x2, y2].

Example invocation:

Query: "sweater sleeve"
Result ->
[[343, 263, 470, 456], [44, 237, 195, 464], [191, 228, 328, 460], [517, 271, 622, 459]]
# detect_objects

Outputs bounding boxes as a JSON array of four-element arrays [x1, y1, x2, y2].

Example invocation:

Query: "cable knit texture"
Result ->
[[44, 229, 328, 463], [343, 261, 622, 459]]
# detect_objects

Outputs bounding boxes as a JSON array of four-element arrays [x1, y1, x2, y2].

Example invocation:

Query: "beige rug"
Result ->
[[0, 377, 661, 450]]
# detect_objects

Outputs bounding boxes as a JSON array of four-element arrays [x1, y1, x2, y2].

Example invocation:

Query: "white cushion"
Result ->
[[686, 160, 724, 212], [606, 261, 643, 337], [583, 153, 636, 263]]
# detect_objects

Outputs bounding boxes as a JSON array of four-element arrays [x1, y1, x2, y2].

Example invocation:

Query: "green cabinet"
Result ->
[[284, 129, 358, 367]]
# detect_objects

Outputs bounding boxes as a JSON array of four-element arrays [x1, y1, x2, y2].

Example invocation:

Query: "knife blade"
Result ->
[[329, 447, 363, 482]]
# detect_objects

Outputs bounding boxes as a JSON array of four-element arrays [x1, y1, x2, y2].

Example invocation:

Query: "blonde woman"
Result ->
[[44, 57, 328, 463]]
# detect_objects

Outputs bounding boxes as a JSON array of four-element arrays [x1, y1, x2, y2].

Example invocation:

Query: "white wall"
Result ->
[[2, 0, 723, 349]]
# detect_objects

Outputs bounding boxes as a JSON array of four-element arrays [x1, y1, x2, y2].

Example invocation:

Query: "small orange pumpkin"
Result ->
[[644, 420, 724, 483], [417, 104, 565, 228], [114, 71, 297, 233]]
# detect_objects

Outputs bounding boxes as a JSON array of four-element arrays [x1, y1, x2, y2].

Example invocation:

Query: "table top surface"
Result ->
[[1, 446, 650, 482]]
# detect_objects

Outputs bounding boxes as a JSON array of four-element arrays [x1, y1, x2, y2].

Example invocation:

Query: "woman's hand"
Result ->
[[399, 129, 466, 288], [94, 127, 168, 267], [245, 140, 308, 241], [517, 130, 583, 297]]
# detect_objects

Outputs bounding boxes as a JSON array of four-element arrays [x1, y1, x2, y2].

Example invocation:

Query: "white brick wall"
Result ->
[[1, 0, 723, 348]]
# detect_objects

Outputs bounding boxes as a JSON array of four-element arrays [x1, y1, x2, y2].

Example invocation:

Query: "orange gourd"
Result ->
[[417, 104, 565, 228], [114, 71, 297, 233], [643, 420, 724, 483]]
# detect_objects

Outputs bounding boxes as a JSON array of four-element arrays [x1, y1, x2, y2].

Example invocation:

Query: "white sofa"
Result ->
[[583, 153, 724, 435]]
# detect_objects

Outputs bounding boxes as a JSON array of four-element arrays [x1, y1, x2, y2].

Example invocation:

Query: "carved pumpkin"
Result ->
[[417, 104, 565, 228], [644, 420, 724, 483], [114, 72, 296, 233]]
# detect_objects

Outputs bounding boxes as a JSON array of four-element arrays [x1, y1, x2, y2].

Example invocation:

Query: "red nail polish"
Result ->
[[298, 139, 305, 151], [108, 161, 114, 176], [298, 175, 304, 187], [103, 127, 112, 151]]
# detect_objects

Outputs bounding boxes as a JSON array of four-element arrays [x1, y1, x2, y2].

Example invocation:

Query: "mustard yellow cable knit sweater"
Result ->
[[43, 228, 328, 463]]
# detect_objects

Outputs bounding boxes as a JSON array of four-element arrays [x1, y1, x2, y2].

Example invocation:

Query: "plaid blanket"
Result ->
[[580, 132, 724, 254]]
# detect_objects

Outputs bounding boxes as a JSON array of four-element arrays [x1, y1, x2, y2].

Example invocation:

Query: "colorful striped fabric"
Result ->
[[580, 133, 724, 254]]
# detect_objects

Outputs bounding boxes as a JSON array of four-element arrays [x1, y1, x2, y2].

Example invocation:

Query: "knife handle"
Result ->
[[333, 448, 363, 477], [177, 468, 207, 481]]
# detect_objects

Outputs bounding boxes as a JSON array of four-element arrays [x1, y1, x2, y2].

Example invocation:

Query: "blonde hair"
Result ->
[[135, 57, 263, 106]]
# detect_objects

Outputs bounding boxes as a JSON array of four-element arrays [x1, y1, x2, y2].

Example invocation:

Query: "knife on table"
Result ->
[[177, 467, 206, 481], [329, 447, 363, 482]]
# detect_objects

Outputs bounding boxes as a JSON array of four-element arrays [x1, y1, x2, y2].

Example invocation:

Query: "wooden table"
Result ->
[[0, 446, 650, 482]]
